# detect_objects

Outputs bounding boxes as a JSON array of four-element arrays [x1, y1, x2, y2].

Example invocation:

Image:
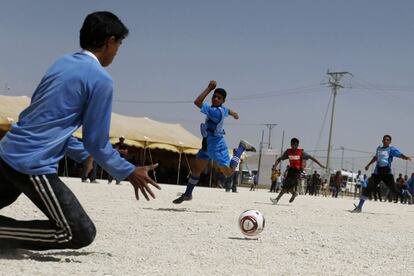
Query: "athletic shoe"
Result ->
[[289, 192, 298, 203], [240, 140, 256, 152], [270, 198, 279, 205], [172, 194, 193, 204], [350, 206, 361, 213]]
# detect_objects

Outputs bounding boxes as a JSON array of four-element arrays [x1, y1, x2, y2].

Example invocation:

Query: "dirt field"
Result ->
[[1, 177, 413, 275]]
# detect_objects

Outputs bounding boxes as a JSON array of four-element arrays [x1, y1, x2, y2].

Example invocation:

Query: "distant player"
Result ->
[[173, 80, 255, 204], [270, 138, 325, 204], [0, 12, 160, 250], [351, 135, 411, 213]]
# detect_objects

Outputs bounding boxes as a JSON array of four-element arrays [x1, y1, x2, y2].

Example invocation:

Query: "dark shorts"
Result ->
[[362, 172, 396, 199], [196, 137, 230, 167], [282, 168, 301, 189]]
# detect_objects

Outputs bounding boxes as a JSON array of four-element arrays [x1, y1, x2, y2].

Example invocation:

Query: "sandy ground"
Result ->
[[1, 177, 414, 276]]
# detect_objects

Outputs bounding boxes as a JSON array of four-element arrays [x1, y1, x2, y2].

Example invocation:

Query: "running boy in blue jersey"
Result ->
[[351, 135, 411, 213], [173, 80, 255, 204], [0, 12, 160, 250]]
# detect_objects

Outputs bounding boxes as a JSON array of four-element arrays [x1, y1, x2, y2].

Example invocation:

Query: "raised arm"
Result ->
[[194, 80, 217, 108]]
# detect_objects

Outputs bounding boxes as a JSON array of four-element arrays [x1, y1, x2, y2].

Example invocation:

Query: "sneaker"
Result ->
[[350, 206, 361, 213], [270, 198, 279, 205], [90, 180, 99, 184], [289, 192, 298, 203], [240, 140, 256, 152], [172, 194, 193, 204]]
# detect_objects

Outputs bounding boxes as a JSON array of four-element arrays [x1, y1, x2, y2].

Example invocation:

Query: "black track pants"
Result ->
[[0, 158, 96, 250]]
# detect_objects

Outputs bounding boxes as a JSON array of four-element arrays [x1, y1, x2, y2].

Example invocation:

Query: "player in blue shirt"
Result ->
[[351, 135, 411, 213], [173, 80, 255, 204], [0, 12, 160, 250]]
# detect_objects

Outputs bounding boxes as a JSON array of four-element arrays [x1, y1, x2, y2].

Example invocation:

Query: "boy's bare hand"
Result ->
[[128, 164, 161, 200], [207, 80, 217, 91]]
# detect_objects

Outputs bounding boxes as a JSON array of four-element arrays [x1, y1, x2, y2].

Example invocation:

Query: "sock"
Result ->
[[357, 198, 366, 209], [230, 143, 245, 168], [183, 176, 199, 196]]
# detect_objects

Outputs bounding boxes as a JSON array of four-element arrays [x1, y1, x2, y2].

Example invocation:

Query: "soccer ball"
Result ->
[[238, 210, 265, 236]]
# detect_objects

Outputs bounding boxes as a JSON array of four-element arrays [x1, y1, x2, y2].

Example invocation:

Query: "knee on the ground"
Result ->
[[70, 221, 97, 249]]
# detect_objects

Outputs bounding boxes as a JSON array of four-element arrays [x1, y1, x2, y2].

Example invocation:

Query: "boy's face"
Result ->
[[291, 142, 298, 150], [212, 93, 225, 107], [101, 36, 122, 67], [382, 136, 391, 147]]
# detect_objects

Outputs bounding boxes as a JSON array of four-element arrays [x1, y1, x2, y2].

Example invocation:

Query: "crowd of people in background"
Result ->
[[268, 164, 414, 205], [73, 135, 414, 206]]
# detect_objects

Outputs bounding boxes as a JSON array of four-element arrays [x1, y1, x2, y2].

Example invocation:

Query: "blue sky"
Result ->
[[1, 0, 414, 174]]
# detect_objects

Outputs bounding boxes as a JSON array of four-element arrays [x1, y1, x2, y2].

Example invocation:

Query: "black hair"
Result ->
[[291, 137, 299, 144], [383, 134, 392, 141], [213, 88, 227, 100], [80, 11, 129, 50]]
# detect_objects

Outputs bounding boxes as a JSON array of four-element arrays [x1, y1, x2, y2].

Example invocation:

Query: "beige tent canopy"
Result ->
[[0, 95, 201, 154], [0, 95, 30, 132]]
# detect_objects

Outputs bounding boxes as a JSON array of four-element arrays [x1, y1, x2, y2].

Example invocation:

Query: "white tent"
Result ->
[[243, 149, 279, 186]]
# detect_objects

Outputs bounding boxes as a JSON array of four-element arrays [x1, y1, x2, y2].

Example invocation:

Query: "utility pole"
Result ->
[[257, 129, 265, 184], [340, 146, 345, 170], [264, 123, 277, 149], [325, 70, 352, 176], [405, 160, 408, 176]]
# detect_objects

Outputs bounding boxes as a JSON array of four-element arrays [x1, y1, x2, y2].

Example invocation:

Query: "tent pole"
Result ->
[[184, 152, 192, 175], [177, 152, 182, 185], [209, 160, 213, 187], [148, 147, 157, 182], [142, 146, 147, 166]]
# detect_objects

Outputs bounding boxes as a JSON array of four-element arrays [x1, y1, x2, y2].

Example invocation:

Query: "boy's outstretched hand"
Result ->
[[128, 164, 161, 201]]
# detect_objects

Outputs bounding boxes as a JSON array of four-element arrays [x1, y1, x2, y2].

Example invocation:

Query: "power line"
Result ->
[[112, 84, 323, 104]]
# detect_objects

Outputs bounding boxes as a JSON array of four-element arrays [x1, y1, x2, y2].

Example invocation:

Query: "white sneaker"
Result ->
[[270, 198, 279, 205], [240, 140, 256, 152]]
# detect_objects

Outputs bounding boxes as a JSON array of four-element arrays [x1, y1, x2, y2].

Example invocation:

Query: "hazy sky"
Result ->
[[1, 1, 414, 174]]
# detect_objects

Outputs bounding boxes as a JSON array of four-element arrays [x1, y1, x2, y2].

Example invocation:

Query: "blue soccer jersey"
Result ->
[[374, 145, 402, 174], [197, 103, 230, 167], [0, 51, 135, 180], [200, 103, 229, 137]]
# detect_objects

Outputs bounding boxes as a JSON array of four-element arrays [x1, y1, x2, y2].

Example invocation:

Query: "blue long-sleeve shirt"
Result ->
[[0, 51, 135, 180]]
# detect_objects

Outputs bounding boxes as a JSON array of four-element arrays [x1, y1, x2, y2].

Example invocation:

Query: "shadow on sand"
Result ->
[[0, 249, 98, 262], [143, 207, 218, 214], [253, 201, 292, 207], [228, 236, 259, 241]]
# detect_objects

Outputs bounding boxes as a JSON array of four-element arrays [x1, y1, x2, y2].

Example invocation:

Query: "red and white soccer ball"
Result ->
[[238, 210, 265, 236]]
